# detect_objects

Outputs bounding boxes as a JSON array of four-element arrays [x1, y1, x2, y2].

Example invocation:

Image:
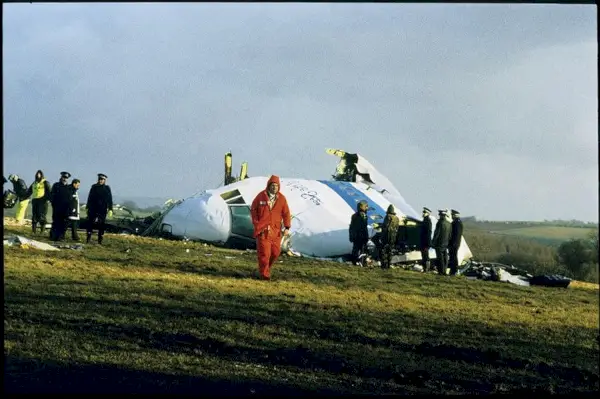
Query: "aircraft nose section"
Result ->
[[162, 194, 231, 242]]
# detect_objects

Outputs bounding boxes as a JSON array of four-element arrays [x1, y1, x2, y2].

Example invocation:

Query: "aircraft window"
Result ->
[[221, 189, 241, 201], [230, 206, 254, 238], [228, 196, 246, 205]]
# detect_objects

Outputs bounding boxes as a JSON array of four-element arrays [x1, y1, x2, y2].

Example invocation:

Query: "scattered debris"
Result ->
[[4, 235, 60, 251], [458, 260, 571, 288], [52, 243, 84, 250], [529, 275, 572, 288]]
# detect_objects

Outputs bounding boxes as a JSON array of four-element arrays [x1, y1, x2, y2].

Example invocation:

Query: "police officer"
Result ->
[[380, 205, 400, 269], [419, 207, 433, 272], [86, 173, 113, 244], [50, 171, 72, 241], [448, 209, 464, 276], [67, 179, 81, 241], [349, 200, 369, 266], [432, 209, 451, 275]]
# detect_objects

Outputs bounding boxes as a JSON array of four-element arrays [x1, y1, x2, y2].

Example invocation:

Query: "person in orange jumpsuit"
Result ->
[[250, 175, 291, 281]]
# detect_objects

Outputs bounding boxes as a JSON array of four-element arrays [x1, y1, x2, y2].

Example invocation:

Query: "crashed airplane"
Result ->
[[146, 149, 473, 264]]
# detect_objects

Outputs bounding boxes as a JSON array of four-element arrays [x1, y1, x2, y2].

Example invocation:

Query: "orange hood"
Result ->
[[266, 175, 281, 190]]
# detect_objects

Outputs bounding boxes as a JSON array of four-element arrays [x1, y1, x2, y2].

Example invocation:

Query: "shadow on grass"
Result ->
[[5, 287, 600, 394], [3, 355, 339, 395]]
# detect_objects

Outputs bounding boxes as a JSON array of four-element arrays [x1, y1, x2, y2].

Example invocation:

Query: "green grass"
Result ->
[[464, 222, 596, 246], [488, 226, 596, 242], [4, 223, 599, 394]]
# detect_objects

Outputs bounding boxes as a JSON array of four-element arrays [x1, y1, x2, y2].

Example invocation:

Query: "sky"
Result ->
[[3, 3, 598, 222]]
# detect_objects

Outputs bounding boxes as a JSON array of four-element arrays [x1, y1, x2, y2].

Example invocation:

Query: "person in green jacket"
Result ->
[[380, 204, 400, 269], [29, 170, 52, 234], [432, 209, 451, 275]]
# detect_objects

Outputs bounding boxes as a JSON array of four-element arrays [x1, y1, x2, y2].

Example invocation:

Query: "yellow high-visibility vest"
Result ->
[[31, 179, 47, 199]]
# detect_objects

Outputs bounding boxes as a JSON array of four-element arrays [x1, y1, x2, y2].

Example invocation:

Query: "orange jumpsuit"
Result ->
[[250, 175, 291, 280]]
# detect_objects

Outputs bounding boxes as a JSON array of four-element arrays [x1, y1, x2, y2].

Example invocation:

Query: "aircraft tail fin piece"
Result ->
[[326, 148, 346, 158], [225, 152, 234, 185], [239, 162, 248, 181]]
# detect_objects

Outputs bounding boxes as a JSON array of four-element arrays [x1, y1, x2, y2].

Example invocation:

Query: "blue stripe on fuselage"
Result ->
[[317, 180, 386, 226]]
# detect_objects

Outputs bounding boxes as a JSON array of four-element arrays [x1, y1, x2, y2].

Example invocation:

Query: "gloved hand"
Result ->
[[108, 210, 113, 219]]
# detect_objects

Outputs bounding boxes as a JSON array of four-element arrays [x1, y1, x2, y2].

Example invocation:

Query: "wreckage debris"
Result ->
[[458, 260, 571, 288], [4, 235, 60, 251]]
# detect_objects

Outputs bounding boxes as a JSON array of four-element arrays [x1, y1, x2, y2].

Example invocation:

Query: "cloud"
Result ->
[[2, 3, 597, 221]]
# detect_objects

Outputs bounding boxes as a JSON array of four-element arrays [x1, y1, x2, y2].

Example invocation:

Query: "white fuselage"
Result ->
[[160, 177, 473, 263]]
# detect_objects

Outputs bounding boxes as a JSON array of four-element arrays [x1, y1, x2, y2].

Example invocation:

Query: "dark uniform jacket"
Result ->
[[68, 185, 80, 220], [349, 211, 369, 243], [381, 214, 400, 246], [12, 178, 31, 201], [86, 184, 113, 214], [419, 215, 432, 248], [449, 218, 463, 249], [432, 218, 451, 248], [50, 182, 72, 214]]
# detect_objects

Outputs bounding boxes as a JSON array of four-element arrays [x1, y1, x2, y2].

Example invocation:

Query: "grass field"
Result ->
[[487, 226, 595, 242], [463, 222, 597, 246], [4, 223, 600, 394]]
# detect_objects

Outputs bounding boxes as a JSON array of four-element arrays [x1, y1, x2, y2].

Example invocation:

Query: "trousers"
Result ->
[[435, 247, 448, 275], [420, 247, 430, 271], [15, 199, 30, 222], [256, 232, 282, 279]]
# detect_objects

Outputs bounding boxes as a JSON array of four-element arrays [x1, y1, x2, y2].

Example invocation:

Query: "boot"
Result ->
[[32, 222, 37, 235], [98, 235, 103, 245], [86, 233, 92, 244]]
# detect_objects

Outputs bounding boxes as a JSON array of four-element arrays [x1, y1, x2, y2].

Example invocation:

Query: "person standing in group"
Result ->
[[86, 173, 113, 244], [448, 209, 464, 276], [29, 170, 52, 235], [419, 207, 433, 272], [50, 171, 72, 241], [67, 179, 81, 241], [432, 209, 451, 275], [8, 174, 32, 225], [349, 200, 370, 266], [380, 204, 400, 270], [250, 175, 291, 281]]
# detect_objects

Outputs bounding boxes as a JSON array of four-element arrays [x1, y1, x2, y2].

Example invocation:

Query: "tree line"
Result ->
[[464, 229, 599, 283]]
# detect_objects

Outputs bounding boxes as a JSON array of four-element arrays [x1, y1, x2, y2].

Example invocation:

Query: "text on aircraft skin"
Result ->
[[285, 181, 322, 205]]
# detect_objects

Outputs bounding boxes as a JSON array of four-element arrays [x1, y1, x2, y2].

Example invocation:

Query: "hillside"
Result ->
[[463, 220, 597, 246], [4, 224, 599, 394]]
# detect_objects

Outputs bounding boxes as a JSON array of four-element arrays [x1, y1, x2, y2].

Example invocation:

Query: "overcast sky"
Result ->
[[3, 3, 597, 222]]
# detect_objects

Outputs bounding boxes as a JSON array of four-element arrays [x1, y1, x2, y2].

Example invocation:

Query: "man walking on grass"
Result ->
[[250, 175, 291, 281], [86, 173, 113, 244]]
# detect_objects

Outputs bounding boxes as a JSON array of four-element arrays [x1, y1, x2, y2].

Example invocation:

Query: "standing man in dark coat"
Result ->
[[50, 171, 72, 241], [380, 205, 400, 270], [419, 207, 433, 272], [349, 200, 369, 266], [67, 179, 81, 241], [432, 209, 451, 275], [86, 173, 113, 244], [448, 209, 464, 276]]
